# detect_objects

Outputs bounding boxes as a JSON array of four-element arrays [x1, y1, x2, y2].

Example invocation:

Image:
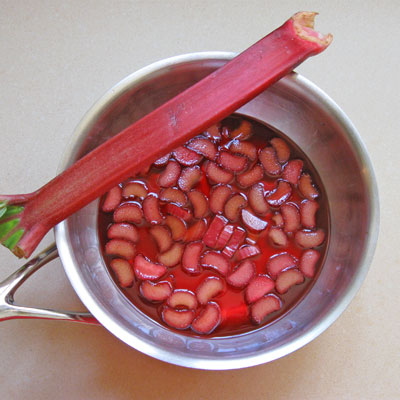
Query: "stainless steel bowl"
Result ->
[[3, 52, 379, 370]]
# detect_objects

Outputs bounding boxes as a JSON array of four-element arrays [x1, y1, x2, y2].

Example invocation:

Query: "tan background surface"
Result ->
[[0, 1, 398, 399]]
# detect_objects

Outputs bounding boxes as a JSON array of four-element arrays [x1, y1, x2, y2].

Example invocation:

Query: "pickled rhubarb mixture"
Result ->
[[98, 116, 328, 337]]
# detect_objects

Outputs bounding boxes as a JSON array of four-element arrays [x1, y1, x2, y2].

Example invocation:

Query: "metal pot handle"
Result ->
[[0, 243, 98, 324]]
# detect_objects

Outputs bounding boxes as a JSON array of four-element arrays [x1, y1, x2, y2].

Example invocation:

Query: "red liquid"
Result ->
[[98, 116, 329, 337]]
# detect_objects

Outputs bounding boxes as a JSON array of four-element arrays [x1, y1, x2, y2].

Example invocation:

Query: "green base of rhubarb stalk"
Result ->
[[0, 201, 25, 253]]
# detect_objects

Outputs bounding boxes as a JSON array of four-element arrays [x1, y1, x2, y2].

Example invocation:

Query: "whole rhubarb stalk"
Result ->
[[0, 12, 332, 258]]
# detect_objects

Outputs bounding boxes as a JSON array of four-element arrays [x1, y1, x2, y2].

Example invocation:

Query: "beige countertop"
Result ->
[[0, 1, 399, 399]]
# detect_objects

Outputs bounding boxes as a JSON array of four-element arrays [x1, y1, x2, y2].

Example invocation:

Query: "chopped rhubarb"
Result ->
[[209, 184, 232, 214], [110, 258, 135, 288], [248, 183, 269, 215], [105, 239, 136, 260], [241, 209, 268, 232], [270, 138, 290, 164], [140, 280, 173, 302], [299, 173, 319, 200], [159, 187, 188, 206], [295, 229, 325, 248], [165, 203, 192, 222], [229, 119, 252, 140], [282, 159, 303, 185], [202, 215, 228, 248], [165, 215, 187, 241], [281, 203, 301, 232], [191, 302, 221, 335], [259, 146, 282, 176], [222, 227, 246, 258], [215, 224, 234, 249], [182, 241, 203, 274], [224, 193, 248, 222], [299, 249, 320, 278], [276, 268, 304, 294], [178, 166, 203, 192], [236, 244, 261, 261], [205, 161, 234, 185], [203, 123, 222, 142], [266, 180, 292, 207], [228, 139, 257, 161], [187, 136, 217, 160], [173, 146, 203, 166], [266, 252, 297, 279], [300, 199, 319, 228], [184, 218, 207, 242], [133, 254, 167, 281], [201, 251, 230, 276], [153, 153, 171, 168], [226, 260, 256, 288], [271, 212, 284, 227], [107, 223, 139, 243], [143, 195, 164, 225], [218, 151, 248, 172], [162, 307, 195, 330], [149, 225, 173, 252], [187, 190, 208, 219], [268, 227, 288, 247], [167, 289, 198, 310], [113, 202, 143, 224], [157, 242, 184, 267], [236, 164, 264, 188], [122, 180, 148, 199], [245, 274, 275, 304], [196, 276, 224, 305], [102, 186, 122, 212], [250, 295, 281, 324], [158, 160, 181, 187]]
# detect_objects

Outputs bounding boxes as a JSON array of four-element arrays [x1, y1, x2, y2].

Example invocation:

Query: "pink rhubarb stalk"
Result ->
[[0, 12, 331, 258]]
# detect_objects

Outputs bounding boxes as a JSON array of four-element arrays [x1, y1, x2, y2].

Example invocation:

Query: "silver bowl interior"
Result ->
[[55, 52, 379, 370]]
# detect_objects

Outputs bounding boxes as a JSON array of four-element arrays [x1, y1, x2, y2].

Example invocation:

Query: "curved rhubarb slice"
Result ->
[[140, 280, 173, 302], [113, 202, 143, 224], [133, 254, 167, 281], [162, 307, 195, 330], [153, 153, 171, 168], [236, 244, 261, 261], [107, 223, 139, 243], [182, 241, 203, 274], [266, 180, 292, 207], [167, 289, 198, 310], [271, 212, 284, 227], [178, 166, 203, 192], [202, 215, 228, 248], [228, 139, 257, 161], [226, 260, 256, 288], [191, 302, 221, 335], [299, 249, 320, 278], [245, 274, 275, 303], [102, 186, 122, 212], [184, 218, 207, 242], [250, 294, 281, 324], [201, 251, 230, 276], [143, 195, 164, 225], [105, 239, 136, 260], [270, 137, 290, 164], [259, 146, 281, 176], [157, 242, 184, 267], [203, 123, 222, 142], [282, 159, 303, 185], [281, 203, 301, 232], [241, 209, 268, 232], [215, 224, 234, 249], [299, 173, 319, 199], [165, 215, 187, 241], [248, 183, 269, 215], [173, 146, 203, 166], [149, 225, 173, 253], [209, 184, 232, 214], [196, 276, 225, 305], [218, 151, 248, 172], [110, 258, 135, 288], [268, 227, 288, 247], [158, 160, 181, 187], [300, 199, 319, 228], [205, 161, 234, 185], [122, 180, 148, 199], [187, 136, 217, 160], [159, 187, 188, 206], [222, 227, 246, 258], [276, 268, 304, 294], [187, 190, 208, 219], [295, 229, 325, 248], [236, 164, 264, 188], [266, 252, 297, 279], [224, 194, 248, 222], [229, 119, 252, 140], [165, 203, 192, 222]]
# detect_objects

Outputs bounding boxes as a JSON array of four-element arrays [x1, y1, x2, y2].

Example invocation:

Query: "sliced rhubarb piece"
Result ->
[[167, 289, 198, 310], [245, 274, 275, 303], [259, 146, 282, 176], [191, 302, 221, 335], [222, 227, 246, 258], [236, 244, 261, 261], [203, 123, 222, 142], [205, 161, 234, 185], [102, 186, 122, 212], [224, 193, 248, 222], [110, 258, 134, 288], [122, 180, 148, 199], [248, 183, 269, 215], [187, 136, 217, 160], [236, 164, 264, 188], [140, 280, 173, 302], [184, 218, 207, 242], [209, 184, 232, 214], [173, 146, 203, 166], [196, 276, 224, 305], [241, 209, 268, 232], [299, 173, 319, 200], [133, 254, 167, 281], [228, 139, 257, 161], [271, 212, 284, 227], [299, 249, 320, 278], [159, 187, 188, 206], [281, 202, 301, 232], [187, 190, 208, 219], [201, 251, 230, 276], [266, 252, 297, 279], [165, 203, 192, 222], [282, 159, 303, 185], [295, 229, 325, 248], [164, 215, 187, 241], [107, 222, 139, 243], [268, 227, 288, 247], [162, 307, 195, 330], [229, 119, 252, 140], [157, 159, 181, 187], [182, 241, 203, 274], [143, 194, 164, 225], [218, 151, 248, 172], [300, 199, 319, 228], [266, 180, 292, 207], [157, 242, 184, 267], [105, 239, 136, 260], [250, 294, 281, 324], [153, 153, 171, 168], [113, 202, 143, 224], [178, 166, 203, 192], [276, 268, 304, 294], [149, 225, 173, 253], [226, 260, 256, 288], [215, 224, 234, 249], [202, 215, 228, 248], [270, 137, 290, 164]]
